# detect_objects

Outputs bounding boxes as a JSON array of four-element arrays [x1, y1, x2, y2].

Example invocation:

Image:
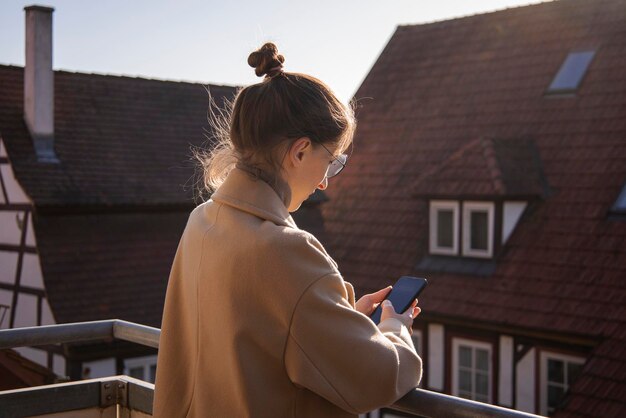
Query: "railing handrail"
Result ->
[[0, 320, 545, 418], [396, 388, 544, 418], [0, 319, 159, 350]]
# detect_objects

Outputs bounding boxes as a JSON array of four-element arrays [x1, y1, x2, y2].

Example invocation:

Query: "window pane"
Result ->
[[548, 384, 565, 411], [470, 211, 488, 250], [459, 369, 472, 392], [459, 391, 472, 400], [129, 366, 144, 380], [548, 51, 595, 92], [437, 210, 454, 248], [548, 359, 564, 383], [567, 362, 583, 386], [459, 346, 472, 368], [476, 349, 489, 371], [149, 364, 157, 383], [475, 394, 489, 403], [475, 372, 489, 397]]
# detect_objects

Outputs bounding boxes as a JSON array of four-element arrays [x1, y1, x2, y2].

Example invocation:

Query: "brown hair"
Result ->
[[196, 42, 355, 198]]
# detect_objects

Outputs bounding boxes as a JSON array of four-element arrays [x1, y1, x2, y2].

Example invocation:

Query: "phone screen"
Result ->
[[370, 276, 427, 325]]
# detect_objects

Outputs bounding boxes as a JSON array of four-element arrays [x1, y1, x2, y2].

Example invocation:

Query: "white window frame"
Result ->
[[123, 354, 158, 383], [411, 330, 424, 387], [462, 201, 495, 258], [540, 351, 585, 416], [452, 338, 493, 403], [429, 200, 459, 255], [411, 329, 423, 356]]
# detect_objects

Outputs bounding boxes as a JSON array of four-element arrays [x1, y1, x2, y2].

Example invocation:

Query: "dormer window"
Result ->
[[415, 138, 546, 273], [429, 201, 459, 255], [462, 202, 494, 258], [428, 200, 526, 261], [546, 50, 595, 95]]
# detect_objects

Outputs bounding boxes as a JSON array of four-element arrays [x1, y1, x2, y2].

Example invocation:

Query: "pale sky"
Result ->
[[0, 0, 550, 102]]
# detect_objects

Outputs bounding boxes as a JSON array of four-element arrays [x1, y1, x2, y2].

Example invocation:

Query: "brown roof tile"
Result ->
[[322, 0, 626, 415], [0, 66, 237, 326], [0, 65, 236, 206]]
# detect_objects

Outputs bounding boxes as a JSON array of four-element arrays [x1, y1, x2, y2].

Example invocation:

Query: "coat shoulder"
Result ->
[[257, 223, 339, 285]]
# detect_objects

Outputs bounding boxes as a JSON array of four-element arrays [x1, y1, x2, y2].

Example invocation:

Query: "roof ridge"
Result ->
[[480, 137, 506, 195], [396, 0, 557, 29], [412, 138, 483, 191], [0, 63, 239, 90]]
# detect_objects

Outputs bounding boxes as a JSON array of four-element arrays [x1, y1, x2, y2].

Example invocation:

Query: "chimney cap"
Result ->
[[24, 5, 54, 13]]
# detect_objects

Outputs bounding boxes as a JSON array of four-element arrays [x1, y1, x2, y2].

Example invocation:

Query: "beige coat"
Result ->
[[153, 168, 422, 418]]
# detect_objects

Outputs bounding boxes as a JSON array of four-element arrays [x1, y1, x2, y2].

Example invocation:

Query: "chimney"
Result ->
[[24, 5, 58, 163]]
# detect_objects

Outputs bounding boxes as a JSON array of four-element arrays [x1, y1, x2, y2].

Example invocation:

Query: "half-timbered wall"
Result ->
[[0, 136, 65, 376], [360, 321, 590, 418]]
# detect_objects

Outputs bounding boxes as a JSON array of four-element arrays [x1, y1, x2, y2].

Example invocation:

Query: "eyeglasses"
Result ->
[[318, 142, 348, 178]]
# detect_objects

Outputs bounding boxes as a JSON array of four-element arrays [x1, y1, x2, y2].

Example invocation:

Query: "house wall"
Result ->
[[516, 347, 536, 413], [361, 321, 586, 418], [0, 136, 65, 377]]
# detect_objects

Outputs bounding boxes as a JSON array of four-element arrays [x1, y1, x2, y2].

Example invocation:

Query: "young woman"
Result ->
[[153, 43, 422, 418]]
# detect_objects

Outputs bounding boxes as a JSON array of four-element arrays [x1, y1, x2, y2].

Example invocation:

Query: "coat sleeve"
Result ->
[[284, 273, 423, 414]]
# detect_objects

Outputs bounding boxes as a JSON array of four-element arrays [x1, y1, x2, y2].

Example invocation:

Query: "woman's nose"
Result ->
[[317, 177, 328, 190]]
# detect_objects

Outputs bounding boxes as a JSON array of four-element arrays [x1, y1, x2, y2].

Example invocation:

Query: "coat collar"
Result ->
[[211, 167, 298, 228]]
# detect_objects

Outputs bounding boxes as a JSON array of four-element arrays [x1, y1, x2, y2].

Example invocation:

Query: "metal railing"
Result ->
[[0, 320, 545, 418]]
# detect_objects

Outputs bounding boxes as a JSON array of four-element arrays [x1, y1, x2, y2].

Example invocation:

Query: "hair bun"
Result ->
[[248, 42, 285, 78]]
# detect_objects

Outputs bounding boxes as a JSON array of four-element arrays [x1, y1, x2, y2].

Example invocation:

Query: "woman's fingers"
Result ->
[[403, 299, 419, 315], [370, 286, 392, 303]]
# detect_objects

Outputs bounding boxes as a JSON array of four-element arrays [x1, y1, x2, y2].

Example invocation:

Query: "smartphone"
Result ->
[[370, 276, 428, 325]]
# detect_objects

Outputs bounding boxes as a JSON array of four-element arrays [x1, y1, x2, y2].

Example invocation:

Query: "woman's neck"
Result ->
[[234, 162, 292, 209]]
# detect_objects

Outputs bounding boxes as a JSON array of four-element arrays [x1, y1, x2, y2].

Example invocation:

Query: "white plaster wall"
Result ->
[[0, 211, 24, 245], [0, 139, 62, 377], [0, 250, 18, 284], [9, 350, 66, 379], [41, 297, 56, 325], [498, 335, 514, 407], [53, 353, 66, 378], [15, 346, 47, 367], [0, 138, 7, 157], [428, 323, 445, 391], [0, 164, 31, 204], [20, 253, 45, 289], [14, 292, 38, 328], [0, 289, 13, 328], [0, 138, 7, 205], [516, 347, 536, 413], [502, 202, 527, 244], [83, 357, 116, 379], [25, 213, 37, 247]]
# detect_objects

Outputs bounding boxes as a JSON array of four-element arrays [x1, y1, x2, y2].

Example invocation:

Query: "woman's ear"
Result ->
[[287, 137, 313, 167]]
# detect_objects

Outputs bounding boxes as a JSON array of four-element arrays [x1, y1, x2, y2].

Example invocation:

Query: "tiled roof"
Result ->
[[35, 211, 188, 328], [0, 349, 58, 390], [322, 0, 626, 416], [0, 65, 236, 327], [0, 65, 236, 206], [412, 137, 549, 198]]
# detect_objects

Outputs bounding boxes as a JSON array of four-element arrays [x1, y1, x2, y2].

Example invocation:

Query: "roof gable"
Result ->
[[412, 137, 549, 198]]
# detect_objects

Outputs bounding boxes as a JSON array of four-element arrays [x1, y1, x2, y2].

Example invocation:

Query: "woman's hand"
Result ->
[[355, 286, 392, 317], [380, 298, 421, 335]]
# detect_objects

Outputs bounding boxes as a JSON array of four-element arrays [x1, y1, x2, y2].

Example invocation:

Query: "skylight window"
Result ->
[[547, 50, 595, 94]]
